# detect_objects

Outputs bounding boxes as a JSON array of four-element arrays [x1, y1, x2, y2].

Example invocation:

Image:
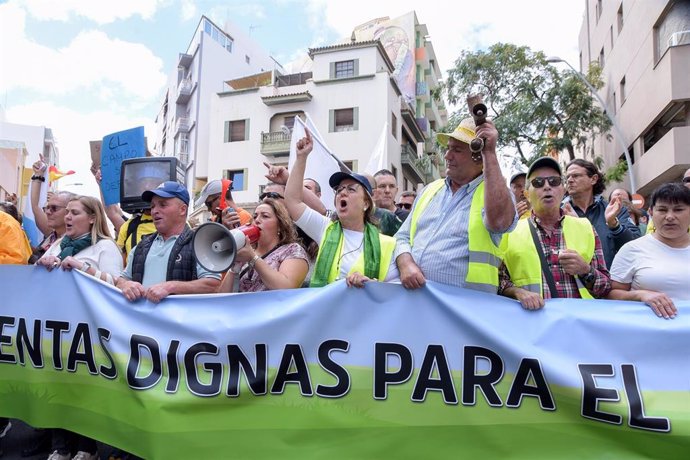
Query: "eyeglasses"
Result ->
[[334, 184, 362, 195], [259, 191, 284, 200], [42, 204, 66, 213], [530, 176, 563, 188], [682, 177, 690, 184], [566, 172, 589, 181], [397, 202, 412, 210]]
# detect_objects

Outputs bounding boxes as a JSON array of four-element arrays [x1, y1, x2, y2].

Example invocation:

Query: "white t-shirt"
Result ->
[[610, 234, 690, 300], [42, 238, 124, 276], [295, 207, 399, 282]]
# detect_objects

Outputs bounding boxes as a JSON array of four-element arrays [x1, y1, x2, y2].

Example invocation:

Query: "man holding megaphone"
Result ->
[[116, 182, 221, 303]]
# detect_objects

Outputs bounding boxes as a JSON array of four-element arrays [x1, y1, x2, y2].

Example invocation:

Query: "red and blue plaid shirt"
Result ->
[[499, 211, 611, 299]]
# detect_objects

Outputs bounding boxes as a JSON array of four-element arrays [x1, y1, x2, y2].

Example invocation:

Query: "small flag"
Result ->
[[48, 165, 75, 182]]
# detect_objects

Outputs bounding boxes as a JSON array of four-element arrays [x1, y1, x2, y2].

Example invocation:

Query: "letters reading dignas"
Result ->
[[0, 317, 670, 433]]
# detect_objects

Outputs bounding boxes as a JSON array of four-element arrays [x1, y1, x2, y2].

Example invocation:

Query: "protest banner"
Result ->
[[100, 127, 146, 205], [1, 266, 688, 458]]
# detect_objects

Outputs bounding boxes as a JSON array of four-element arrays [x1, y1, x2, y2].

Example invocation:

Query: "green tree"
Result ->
[[441, 43, 612, 165]]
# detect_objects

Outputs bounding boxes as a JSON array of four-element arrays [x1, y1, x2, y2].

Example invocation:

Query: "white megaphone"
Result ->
[[192, 222, 261, 272]]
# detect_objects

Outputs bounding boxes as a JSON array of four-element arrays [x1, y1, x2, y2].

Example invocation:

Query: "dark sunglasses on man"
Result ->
[[396, 202, 412, 210], [530, 176, 563, 188], [259, 191, 284, 200]]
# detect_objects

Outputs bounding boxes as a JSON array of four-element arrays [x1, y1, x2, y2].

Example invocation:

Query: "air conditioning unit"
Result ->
[[668, 30, 690, 47]]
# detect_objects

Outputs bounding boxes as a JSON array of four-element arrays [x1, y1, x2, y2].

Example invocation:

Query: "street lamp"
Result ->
[[545, 56, 637, 193]]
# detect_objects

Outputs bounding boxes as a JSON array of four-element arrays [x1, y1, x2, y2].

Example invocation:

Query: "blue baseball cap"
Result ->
[[329, 171, 373, 196], [142, 181, 190, 205]]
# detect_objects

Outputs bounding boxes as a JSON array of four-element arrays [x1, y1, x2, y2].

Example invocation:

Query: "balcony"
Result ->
[[400, 144, 425, 183], [416, 117, 430, 137], [176, 78, 195, 104], [178, 53, 193, 69], [176, 150, 189, 168], [260, 131, 291, 157], [400, 100, 425, 143], [176, 117, 192, 133], [635, 125, 690, 195]]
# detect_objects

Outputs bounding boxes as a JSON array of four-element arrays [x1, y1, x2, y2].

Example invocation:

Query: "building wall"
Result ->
[[579, 0, 690, 196]]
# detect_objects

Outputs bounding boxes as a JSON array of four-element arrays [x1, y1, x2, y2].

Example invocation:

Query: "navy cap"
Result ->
[[142, 181, 190, 205], [527, 157, 562, 179], [329, 171, 373, 196]]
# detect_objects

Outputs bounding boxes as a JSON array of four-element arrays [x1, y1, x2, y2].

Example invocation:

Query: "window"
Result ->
[[331, 59, 356, 78], [599, 47, 605, 68], [617, 3, 624, 34], [329, 108, 358, 132], [610, 25, 614, 49], [245, 55, 250, 64], [391, 165, 398, 183], [612, 91, 617, 115], [203, 18, 233, 53], [391, 113, 397, 139], [654, 1, 690, 62], [224, 119, 249, 142], [283, 116, 296, 130], [620, 76, 626, 104], [223, 169, 246, 191], [342, 160, 357, 172]]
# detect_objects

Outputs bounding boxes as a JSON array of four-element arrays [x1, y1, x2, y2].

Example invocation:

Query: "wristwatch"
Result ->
[[80, 261, 92, 272], [578, 267, 596, 285], [248, 255, 260, 269]]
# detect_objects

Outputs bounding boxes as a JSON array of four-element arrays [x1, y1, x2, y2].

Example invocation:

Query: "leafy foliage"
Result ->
[[605, 159, 628, 184], [440, 43, 612, 165]]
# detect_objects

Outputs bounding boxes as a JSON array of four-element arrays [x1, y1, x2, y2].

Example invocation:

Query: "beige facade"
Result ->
[[578, 0, 690, 196]]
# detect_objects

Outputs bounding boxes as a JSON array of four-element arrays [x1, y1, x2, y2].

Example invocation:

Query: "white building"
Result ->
[[201, 12, 447, 210], [578, 0, 690, 195], [153, 15, 278, 194], [0, 121, 60, 207]]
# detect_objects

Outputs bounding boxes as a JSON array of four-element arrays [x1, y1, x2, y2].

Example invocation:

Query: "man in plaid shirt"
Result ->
[[499, 157, 611, 309]]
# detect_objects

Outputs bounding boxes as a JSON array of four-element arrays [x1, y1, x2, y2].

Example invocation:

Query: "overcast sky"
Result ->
[[0, 0, 585, 197]]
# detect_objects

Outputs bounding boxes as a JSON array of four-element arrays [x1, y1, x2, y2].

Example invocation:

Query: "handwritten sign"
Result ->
[[101, 127, 145, 205]]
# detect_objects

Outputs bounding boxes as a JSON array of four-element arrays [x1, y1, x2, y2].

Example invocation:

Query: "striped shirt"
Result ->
[[394, 175, 517, 288]]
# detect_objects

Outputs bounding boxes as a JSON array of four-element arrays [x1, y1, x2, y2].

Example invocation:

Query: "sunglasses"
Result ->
[[396, 202, 412, 210], [259, 192, 284, 200], [530, 176, 563, 188], [43, 204, 66, 213], [683, 177, 690, 184]]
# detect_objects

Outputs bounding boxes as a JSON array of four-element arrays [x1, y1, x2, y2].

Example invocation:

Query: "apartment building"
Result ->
[[152, 15, 277, 192], [200, 12, 447, 211], [579, 0, 690, 195]]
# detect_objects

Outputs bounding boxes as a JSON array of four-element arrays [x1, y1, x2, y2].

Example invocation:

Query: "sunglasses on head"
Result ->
[[683, 177, 690, 184], [259, 191, 284, 200], [397, 202, 412, 210], [530, 176, 563, 188]]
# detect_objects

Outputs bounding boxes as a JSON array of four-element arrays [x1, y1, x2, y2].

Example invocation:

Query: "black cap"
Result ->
[[527, 157, 562, 179]]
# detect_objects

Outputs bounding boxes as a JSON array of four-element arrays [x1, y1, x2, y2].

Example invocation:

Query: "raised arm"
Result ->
[[264, 160, 327, 215], [30, 157, 50, 235], [93, 168, 126, 233], [284, 130, 313, 221], [476, 120, 516, 232]]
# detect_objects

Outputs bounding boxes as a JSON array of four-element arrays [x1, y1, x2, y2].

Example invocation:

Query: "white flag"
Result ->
[[364, 122, 388, 175], [288, 115, 346, 210], [22, 178, 48, 246]]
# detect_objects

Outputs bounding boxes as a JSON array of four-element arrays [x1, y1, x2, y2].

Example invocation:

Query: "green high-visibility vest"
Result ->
[[500, 216, 595, 299], [409, 179, 503, 293]]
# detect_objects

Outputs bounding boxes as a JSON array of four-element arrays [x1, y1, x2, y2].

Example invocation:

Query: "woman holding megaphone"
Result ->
[[217, 197, 309, 292], [284, 130, 399, 288]]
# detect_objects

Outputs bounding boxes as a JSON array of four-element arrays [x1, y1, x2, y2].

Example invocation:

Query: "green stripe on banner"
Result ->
[[1, 364, 688, 458]]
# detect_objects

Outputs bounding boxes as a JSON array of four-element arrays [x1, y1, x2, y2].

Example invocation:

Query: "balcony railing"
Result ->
[[400, 144, 425, 183], [176, 78, 194, 104], [176, 117, 191, 133], [416, 81, 429, 96], [260, 131, 291, 156]]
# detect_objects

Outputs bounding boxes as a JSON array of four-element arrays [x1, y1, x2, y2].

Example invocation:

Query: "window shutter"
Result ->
[[353, 59, 359, 76], [353, 107, 359, 131], [244, 118, 250, 141], [329, 109, 335, 132], [224, 121, 230, 142], [330, 62, 336, 79]]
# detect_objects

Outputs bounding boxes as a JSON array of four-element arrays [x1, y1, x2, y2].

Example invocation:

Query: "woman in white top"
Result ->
[[37, 195, 122, 284], [607, 183, 690, 319], [284, 130, 399, 288]]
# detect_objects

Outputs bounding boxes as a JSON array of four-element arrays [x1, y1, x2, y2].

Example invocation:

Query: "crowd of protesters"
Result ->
[[1, 117, 689, 459]]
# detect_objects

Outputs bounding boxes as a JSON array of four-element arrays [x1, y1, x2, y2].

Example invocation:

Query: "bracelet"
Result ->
[[248, 255, 260, 269], [80, 261, 92, 272], [31, 175, 45, 182]]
